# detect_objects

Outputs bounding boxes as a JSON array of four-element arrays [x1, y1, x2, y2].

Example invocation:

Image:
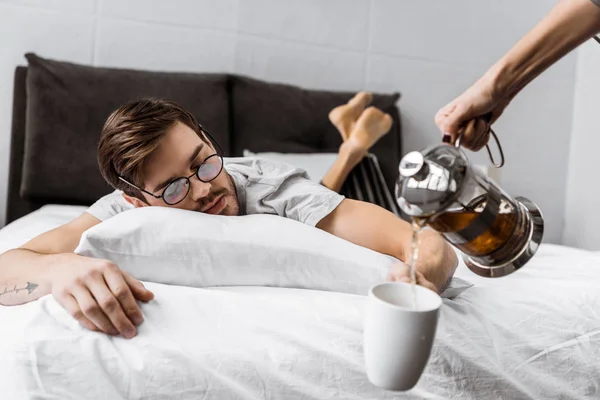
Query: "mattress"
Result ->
[[1, 205, 599, 399]]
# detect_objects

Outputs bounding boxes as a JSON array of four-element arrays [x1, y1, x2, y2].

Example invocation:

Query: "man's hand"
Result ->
[[317, 200, 457, 293], [50, 254, 154, 339], [387, 262, 437, 293]]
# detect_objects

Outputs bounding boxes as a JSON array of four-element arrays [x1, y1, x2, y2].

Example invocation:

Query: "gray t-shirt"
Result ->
[[86, 157, 345, 227], [591, 0, 600, 7]]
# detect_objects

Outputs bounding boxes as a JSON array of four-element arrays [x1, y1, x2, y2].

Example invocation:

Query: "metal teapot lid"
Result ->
[[395, 144, 468, 217]]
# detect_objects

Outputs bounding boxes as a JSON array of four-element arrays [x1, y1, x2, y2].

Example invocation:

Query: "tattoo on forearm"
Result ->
[[0, 282, 39, 298]]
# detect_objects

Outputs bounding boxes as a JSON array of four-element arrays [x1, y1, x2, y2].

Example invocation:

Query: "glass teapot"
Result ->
[[394, 129, 544, 277]]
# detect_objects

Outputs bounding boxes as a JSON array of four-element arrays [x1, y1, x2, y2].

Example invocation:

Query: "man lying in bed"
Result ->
[[0, 98, 457, 339]]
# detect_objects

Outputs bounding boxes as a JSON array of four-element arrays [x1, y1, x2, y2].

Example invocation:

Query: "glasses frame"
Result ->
[[118, 124, 225, 206]]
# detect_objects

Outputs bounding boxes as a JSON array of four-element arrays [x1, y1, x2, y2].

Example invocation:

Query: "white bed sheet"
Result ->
[[1, 206, 599, 399], [0, 205, 87, 254]]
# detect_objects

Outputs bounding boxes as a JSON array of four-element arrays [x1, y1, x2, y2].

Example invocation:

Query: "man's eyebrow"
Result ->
[[189, 143, 203, 163], [152, 144, 204, 193]]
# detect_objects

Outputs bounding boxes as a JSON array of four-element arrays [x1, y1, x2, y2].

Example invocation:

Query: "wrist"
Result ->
[[484, 60, 516, 101], [40, 253, 73, 285]]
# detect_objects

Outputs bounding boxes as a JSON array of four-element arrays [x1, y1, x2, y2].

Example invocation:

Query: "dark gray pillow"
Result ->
[[22, 53, 230, 205], [230, 75, 402, 192]]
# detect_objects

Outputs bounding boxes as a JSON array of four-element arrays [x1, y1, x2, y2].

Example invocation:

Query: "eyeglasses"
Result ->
[[118, 124, 225, 206]]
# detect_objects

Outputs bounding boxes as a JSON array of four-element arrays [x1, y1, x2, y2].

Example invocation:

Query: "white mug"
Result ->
[[363, 282, 442, 391]]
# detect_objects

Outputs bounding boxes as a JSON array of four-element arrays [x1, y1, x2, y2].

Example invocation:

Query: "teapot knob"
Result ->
[[399, 151, 429, 181]]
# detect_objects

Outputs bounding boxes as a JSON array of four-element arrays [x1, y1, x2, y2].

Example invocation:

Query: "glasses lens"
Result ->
[[197, 155, 223, 182], [163, 178, 190, 205]]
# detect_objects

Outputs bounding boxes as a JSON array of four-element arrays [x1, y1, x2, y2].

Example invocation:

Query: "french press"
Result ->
[[395, 125, 544, 278]]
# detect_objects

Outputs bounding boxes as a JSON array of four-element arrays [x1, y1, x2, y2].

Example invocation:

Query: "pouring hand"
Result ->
[[435, 76, 511, 151]]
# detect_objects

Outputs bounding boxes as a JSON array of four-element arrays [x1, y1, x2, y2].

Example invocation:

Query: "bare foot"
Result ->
[[346, 106, 393, 152], [328, 92, 373, 140]]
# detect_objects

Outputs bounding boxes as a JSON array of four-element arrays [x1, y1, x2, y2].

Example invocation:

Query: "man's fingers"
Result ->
[[387, 263, 438, 293], [389, 271, 435, 292], [102, 269, 142, 333], [122, 271, 154, 303], [71, 286, 120, 335], [56, 293, 102, 333], [415, 271, 438, 293], [85, 278, 137, 340], [387, 263, 415, 284], [387, 268, 406, 282], [419, 277, 438, 294]]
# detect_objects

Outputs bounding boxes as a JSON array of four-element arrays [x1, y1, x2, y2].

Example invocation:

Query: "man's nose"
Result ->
[[189, 177, 211, 201]]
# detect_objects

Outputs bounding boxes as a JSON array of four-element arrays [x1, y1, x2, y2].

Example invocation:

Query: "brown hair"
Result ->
[[98, 98, 204, 200]]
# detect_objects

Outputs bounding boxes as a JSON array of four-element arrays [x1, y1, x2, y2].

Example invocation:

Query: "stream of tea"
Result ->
[[407, 218, 427, 309]]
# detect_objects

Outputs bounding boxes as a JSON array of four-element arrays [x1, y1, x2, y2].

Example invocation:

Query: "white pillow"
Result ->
[[74, 207, 473, 298], [75, 207, 397, 295], [243, 149, 338, 183]]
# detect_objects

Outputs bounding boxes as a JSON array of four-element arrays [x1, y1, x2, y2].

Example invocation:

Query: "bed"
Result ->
[[1, 54, 599, 399]]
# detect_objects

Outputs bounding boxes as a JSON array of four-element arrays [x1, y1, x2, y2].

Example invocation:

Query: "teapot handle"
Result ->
[[484, 128, 505, 168], [455, 113, 505, 168]]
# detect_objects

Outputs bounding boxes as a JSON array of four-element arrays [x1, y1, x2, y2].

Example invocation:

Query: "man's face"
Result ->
[[130, 122, 239, 216]]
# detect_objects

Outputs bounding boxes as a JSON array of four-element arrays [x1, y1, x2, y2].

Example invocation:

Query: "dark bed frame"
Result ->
[[6, 63, 403, 226]]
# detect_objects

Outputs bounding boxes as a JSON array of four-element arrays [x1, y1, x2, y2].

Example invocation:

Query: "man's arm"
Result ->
[[316, 199, 457, 293], [0, 213, 99, 305], [0, 213, 153, 338]]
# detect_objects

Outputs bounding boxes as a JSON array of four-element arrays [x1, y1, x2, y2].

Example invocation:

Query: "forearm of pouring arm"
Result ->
[[489, 0, 600, 99]]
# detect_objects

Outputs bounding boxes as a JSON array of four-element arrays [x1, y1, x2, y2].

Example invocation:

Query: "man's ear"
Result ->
[[122, 193, 148, 208]]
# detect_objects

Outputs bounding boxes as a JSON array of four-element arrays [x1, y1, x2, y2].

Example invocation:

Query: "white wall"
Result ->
[[563, 40, 600, 250], [0, 0, 577, 244]]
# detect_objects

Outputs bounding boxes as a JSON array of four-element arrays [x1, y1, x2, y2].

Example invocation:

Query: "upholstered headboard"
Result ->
[[6, 54, 402, 224]]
